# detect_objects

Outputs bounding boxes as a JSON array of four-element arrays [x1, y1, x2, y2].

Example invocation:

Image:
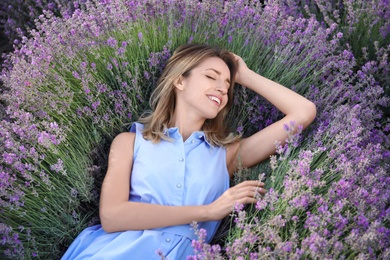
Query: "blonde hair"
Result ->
[[139, 43, 241, 146]]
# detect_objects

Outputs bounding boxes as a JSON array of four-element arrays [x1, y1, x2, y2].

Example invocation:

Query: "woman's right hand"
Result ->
[[205, 180, 266, 221]]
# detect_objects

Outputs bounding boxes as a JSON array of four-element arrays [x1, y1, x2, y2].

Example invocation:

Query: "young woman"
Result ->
[[62, 44, 316, 259]]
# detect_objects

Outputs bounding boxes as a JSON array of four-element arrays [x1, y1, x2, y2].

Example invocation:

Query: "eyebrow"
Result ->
[[206, 68, 231, 84]]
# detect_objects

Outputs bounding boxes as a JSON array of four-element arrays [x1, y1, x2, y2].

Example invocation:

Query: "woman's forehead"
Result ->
[[196, 57, 230, 75]]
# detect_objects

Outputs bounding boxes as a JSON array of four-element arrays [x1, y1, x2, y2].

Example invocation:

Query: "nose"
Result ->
[[216, 86, 228, 95]]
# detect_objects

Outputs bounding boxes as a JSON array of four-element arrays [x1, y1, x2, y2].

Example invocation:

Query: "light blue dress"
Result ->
[[62, 123, 230, 259]]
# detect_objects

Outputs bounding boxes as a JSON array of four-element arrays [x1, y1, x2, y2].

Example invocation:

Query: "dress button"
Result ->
[[178, 158, 184, 162], [191, 140, 195, 143], [165, 238, 171, 243], [176, 184, 182, 188]]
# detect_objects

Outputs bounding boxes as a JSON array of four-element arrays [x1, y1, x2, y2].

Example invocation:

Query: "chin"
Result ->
[[204, 107, 224, 120], [205, 113, 219, 120]]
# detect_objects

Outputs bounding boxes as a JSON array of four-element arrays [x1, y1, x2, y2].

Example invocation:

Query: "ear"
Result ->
[[173, 75, 184, 91]]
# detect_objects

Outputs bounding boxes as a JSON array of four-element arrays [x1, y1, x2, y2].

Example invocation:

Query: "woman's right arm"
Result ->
[[99, 132, 264, 233]]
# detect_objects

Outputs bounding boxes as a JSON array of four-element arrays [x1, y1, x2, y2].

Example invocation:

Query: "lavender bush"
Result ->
[[0, 0, 87, 51], [277, 0, 390, 116], [0, 0, 389, 259], [0, 0, 88, 141], [278, 0, 390, 58]]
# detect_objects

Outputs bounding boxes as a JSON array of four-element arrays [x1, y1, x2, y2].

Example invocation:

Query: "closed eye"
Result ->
[[206, 75, 216, 80]]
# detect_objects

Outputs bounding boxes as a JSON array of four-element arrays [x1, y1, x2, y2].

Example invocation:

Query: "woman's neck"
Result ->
[[169, 112, 205, 141]]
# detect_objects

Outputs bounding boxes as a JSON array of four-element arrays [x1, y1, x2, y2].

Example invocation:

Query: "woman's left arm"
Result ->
[[227, 55, 316, 175]]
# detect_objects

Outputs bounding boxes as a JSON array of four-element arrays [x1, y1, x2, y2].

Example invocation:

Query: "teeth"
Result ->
[[209, 96, 221, 105]]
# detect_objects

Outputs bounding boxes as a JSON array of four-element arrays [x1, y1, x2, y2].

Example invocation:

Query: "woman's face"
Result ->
[[175, 57, 231, 120]]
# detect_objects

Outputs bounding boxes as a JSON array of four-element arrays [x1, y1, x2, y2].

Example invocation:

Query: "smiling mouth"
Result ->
[[208, 95, 221, 105]]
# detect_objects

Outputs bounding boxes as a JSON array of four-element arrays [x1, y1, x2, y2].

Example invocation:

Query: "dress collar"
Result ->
[[163, 127, 211, 147]]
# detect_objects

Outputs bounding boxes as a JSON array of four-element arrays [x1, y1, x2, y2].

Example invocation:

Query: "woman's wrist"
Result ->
[[200, 204, 212, 222]]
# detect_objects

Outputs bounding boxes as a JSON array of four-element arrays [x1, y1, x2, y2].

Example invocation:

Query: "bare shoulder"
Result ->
[[112, 132, 136, 142], [109, 132, 136, 152], [105, 132, 136, 171]]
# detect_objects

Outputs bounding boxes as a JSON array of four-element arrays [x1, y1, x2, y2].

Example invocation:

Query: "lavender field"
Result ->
[[0, 0, 389, 259]]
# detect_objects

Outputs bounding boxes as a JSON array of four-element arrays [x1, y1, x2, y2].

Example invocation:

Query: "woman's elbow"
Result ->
[[99, 207, 118, 233], [294, 101, 316, 129], [303, 101, 317, 127]]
